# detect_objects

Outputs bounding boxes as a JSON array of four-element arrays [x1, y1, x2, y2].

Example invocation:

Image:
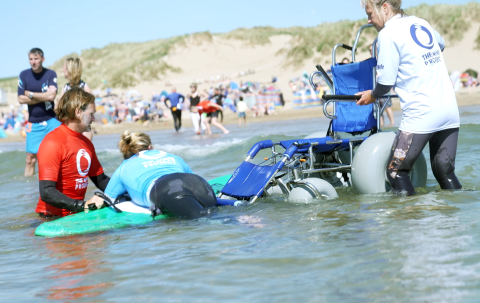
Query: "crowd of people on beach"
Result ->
[[1, 72, 286, 139]]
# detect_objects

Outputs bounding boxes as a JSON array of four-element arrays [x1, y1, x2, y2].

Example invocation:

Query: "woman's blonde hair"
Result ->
[[360, 0, 405, 20], [65, 58, 83, 86], [119, 131, 152, 159], [55, 86, 95, 122]]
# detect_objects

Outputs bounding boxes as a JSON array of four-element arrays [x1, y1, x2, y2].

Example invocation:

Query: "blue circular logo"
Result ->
[[410, 24, 434, 50]]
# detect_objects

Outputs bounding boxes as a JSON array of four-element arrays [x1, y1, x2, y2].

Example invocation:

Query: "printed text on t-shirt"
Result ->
[[75, 178, 89, 190], [422, 50, 441, 66], [141, 157, 176, 168]]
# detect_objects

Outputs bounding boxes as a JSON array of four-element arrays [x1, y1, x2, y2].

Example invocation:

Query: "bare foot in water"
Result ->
[[223, 130, 230, 134]]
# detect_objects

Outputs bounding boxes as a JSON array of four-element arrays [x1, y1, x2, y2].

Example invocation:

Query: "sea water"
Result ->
[[0, 106, 479, 302]]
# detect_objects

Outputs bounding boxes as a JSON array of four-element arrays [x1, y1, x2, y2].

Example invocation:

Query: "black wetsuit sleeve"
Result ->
[[90, 173, 110, 192], [372, 83, 393, 99], [39, 180, 85, 212]]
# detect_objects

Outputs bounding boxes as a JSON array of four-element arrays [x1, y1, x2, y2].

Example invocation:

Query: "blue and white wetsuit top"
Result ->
[[105, 150, 193, 208]]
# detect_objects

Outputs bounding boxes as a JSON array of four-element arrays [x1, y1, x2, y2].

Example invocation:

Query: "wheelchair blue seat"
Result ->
[[331, 58, 377, 133], [221, 160, 284, 200]]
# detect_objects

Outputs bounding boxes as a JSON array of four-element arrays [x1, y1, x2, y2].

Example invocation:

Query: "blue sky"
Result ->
[[0, 0, 473, 78]]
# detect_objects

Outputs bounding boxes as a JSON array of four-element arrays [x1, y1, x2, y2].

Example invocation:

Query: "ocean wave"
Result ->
[[155, 138, 247, 159]]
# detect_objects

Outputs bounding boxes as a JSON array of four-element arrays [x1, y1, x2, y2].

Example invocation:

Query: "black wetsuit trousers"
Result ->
[[171, 109, 182, 131], [149, 173, 217, 219], [387, 128, 462, 195], [217, 110, 223, 123]]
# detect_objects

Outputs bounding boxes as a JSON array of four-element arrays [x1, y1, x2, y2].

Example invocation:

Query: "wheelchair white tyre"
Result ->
[[265, 180, 289, 196], [351, 132, 428, 194], [304, 131, 328, 139], [288, 178, 338, 203]]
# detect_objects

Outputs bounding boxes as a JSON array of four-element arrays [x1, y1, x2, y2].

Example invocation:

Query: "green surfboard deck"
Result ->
[[35, 174, 232, 237]]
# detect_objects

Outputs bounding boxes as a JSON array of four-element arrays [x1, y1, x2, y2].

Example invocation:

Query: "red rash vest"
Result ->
[[197, 101, 218, 115], [36, 124, 103, 216]]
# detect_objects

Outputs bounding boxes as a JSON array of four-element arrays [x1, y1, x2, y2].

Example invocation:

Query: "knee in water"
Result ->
[[390, 171, 416, 196], [436, 172, 462, 190]]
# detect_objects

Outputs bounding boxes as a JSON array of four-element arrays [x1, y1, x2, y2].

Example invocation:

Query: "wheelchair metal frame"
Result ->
[[263, 25, 398, 197], [221, 25, 399, 203], [309, 24, 398, 139]]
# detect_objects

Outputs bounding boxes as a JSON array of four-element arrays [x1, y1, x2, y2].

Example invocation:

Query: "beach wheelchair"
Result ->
[[219, 25, 427, 203]]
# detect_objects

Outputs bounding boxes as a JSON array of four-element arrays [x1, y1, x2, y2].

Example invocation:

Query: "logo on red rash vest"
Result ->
[[75, 149, 91, 190], [76, 149, 91, 177]]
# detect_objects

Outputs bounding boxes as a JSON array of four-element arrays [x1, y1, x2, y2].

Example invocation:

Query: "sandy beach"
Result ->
[[1, 89, 478, 143]]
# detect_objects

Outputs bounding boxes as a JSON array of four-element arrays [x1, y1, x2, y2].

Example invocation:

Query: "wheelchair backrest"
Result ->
[[331, 58, 377, 133]]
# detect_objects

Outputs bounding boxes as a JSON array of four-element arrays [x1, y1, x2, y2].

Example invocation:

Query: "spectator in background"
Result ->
[[237, 96, 248, 126], [186, 83, 207, 135], [18, 48, 61, 177], [209, 87, 225, 122], [59, 58, 94, 140], [165, 87, 185, 132], [197, 100, 229, 135], [467, 73, 473, 94]]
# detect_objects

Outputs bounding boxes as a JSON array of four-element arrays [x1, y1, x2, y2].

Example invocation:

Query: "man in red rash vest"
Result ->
[[196, 100, 228, 135], [36, 87, 108, 217]]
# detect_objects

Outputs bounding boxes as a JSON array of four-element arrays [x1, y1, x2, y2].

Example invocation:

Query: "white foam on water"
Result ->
[[155, 138, 246, 158], [98, 148, 123, 155]]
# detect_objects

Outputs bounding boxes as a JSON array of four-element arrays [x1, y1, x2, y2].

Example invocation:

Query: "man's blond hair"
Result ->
[[55, 86, 95, 122]]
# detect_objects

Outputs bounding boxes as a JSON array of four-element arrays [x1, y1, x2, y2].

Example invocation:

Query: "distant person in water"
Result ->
[[209, 87, 225, 122], [197, 100, 229, 135], [59, 57, 94, 140], [36, 87, 109, 217], [237, 96, 248, 126], [186, 83, 208, 135], [18, 48, 61, 177], [165, 87, 185, 132], [104, 131, 217, 218]]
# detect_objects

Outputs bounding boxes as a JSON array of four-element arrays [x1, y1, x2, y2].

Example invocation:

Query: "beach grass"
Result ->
[[0, 3, 479, 91]]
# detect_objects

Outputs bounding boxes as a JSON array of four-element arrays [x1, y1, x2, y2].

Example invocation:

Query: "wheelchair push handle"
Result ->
[[315, 65, 334, 89], [246, 140, 274, 159], [322, 94, 361, 101]]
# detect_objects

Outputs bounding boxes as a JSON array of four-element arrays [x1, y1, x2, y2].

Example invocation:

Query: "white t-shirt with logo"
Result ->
[[376, 15, 459, 134]]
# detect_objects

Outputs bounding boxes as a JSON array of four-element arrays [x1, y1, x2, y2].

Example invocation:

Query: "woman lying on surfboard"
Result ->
[[104, 131, 217, 218]]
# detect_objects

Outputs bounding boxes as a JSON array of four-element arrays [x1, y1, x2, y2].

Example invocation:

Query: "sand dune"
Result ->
[[126, 23, 480, 99]]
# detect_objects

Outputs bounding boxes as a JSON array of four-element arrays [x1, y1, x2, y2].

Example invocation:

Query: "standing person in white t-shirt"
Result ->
[[356, 0, 461, 195]]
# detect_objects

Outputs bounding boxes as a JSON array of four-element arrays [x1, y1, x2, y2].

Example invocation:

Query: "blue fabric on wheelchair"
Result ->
[[221, 161, 284, 200], [279, 137, 350, 153], [331, 58, 377, 133]]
